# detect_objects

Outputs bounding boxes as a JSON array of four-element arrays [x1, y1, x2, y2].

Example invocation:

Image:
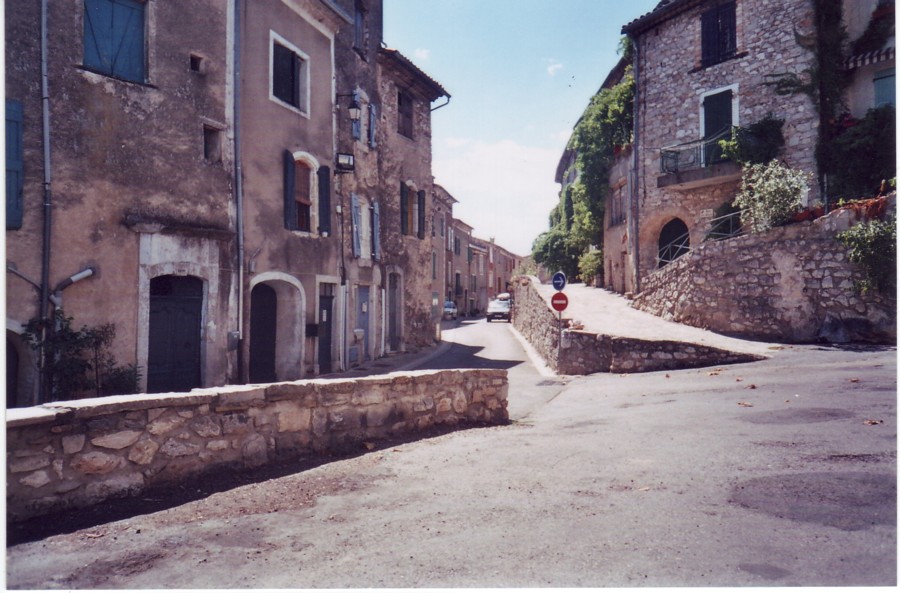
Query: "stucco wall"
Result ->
[[631, 203, 896, 343], [6, 369, 508, 522]]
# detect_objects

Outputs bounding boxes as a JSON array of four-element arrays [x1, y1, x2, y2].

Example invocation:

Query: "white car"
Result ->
[[486, 299, 511, 322], [443, 301, 458, 320]]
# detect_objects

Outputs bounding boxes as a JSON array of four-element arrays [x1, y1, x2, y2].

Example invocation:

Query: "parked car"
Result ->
[[486, 299, 511, 322], [443, 301, 458, 320]]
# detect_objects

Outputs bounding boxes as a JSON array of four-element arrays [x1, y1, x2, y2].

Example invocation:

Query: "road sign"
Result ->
[[551, 291, 569, 312], [552, 271, 567, 291]]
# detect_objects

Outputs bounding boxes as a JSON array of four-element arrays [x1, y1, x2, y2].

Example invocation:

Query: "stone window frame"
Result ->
[[270, 30, 311, 118], [699, 83, 740, 166]]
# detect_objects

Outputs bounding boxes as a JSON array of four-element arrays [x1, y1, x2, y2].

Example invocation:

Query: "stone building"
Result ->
[[375, 47, 449, 350], [843, 0, 895, 120], [5, 0, 452, 406], [6, 0, 237, 406], [432, 183, 458, 322], [621, 0, 821, 292]]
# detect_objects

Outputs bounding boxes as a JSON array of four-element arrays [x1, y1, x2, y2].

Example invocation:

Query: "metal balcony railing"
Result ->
[[656, 210, 745, 268], [660, 128, 732, 174]]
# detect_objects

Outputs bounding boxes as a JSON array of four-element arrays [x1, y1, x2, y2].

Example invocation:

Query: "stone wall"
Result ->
[[6, 370, 508, 522], [631, 204, 896, 343], [511, 277, 760, 375]]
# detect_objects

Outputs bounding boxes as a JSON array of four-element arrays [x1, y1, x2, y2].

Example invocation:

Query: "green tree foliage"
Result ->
[[23, 312, 142, 400], [719, 113, 785, 165], [838, 213, 897, 294], [577, 249, 604, 286], [532, 52, 634, 281], [826, 106, 896, 200]]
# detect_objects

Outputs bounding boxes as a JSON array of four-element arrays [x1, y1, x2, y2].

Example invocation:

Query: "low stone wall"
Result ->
[[6, 370, 508, 522], [631, 203, 896, 343], [511, 278, 759, 375]]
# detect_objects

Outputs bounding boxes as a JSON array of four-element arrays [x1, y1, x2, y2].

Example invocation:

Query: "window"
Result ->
[[283, 151, 330, 234], [875, 68, 895, 108], [83, 0, 146, 83], [203, 125, 222, 163], [6, 99, 24, 230], [432, 252, 437, 280], [351, 194, 376, 260], [354, 0, 368, 55], [371, 202, 381, 260], [702, 88, 734, 164], [398, 90, 414, 137], [271, 34, 309, 114], [368, 104, 378, 147], [399, 184, 425, 238], [701, 2, 736, 68]]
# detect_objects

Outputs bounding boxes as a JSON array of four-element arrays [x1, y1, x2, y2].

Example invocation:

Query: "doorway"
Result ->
[[387, 272, 401, 351], [356, 285, 370, 361], [147, 275, 203, 393], [249, 283, 277, 383], [318, 283, 335, 374]]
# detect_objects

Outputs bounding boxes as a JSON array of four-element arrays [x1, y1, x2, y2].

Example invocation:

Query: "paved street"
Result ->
[[5, 320, 896, 588]]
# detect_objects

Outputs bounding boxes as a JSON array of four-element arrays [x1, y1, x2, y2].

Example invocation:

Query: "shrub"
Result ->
[[578, 249, 604, 286], [733, 160, 811, 232], [837, 214, 896, 294], [719, 114, 785, 165]]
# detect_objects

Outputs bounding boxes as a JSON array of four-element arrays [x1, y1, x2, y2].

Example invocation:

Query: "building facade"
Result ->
[[5, 0, 456, 406]]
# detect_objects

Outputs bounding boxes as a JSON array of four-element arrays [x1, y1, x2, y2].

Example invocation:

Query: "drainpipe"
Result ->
[[232, 0, 246, 383], [37, 0, 53, 405], [630, 34, 642, 295]]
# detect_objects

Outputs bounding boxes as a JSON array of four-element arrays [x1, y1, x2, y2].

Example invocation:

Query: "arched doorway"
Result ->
[[147, 275, 203, 393], [249, 283, 278, 383], [658, 218, 690, 268]]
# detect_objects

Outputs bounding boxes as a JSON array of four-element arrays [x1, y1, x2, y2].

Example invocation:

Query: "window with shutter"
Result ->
[[295, 161, 312, 232], [417, 190, 426, 239], [283, 150, 298, 230], [398, 90, 414, 138], [351, 194, 362, 257], [703, 89, 733, 164], [875, 69, 895, 108], [318, 165, 331, 235], [83, 0, 146, 83], [372, 202, 381, 260], [701, 2, 737, 68], [368, 104, 378, 148], [400, 183, 409, 235], [6, 99, 24, 230]]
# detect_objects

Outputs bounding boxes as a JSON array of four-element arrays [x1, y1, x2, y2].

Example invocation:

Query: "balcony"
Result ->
[[657, 129, 742, 190]]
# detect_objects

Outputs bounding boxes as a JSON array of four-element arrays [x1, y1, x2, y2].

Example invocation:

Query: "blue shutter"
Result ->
[[318, 165, 331, 234], [368, 104, 378, 148], [83, 0, 145, 82], [372, 202, 381, 260], [400, 183, 408, 235], [283, 150, 297, 230], [351, 194, 361, 257], [417, 190, 426, 239], [6, 99, 24, 230]]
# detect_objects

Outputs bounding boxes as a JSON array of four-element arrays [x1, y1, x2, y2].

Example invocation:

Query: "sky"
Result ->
[[383, 0, 660, 256]]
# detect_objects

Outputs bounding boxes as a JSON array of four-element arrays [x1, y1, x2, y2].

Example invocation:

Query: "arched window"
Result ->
[[283, 151, 331, 235]]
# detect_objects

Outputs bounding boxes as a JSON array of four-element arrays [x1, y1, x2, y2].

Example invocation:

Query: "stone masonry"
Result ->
[[511, 277, 762, 375], [7, 370, 508, 521], [631, 199, 897, 343]]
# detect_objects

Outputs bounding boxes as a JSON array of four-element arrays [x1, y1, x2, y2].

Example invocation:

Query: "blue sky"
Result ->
[[383, 0, 660, 255]]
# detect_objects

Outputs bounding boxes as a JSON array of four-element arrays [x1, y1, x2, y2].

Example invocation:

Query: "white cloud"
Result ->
[[433, 139, 561, 255], [547, 62, 564, 77], [413, 48, 431, 61]]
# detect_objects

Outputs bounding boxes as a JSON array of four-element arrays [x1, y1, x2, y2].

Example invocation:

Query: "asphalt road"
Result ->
[[5, 321, 896, 588]]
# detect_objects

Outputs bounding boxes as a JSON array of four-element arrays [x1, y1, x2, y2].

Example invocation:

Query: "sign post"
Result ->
[[551, 289, 568, 368]]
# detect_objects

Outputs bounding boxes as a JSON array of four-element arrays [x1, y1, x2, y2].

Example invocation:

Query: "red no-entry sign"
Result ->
[[551, 291, 568, 312]]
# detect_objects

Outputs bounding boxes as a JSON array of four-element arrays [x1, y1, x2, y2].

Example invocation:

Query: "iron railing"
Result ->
[[656, 209, 745, 268], [660, 128, 731, 174]]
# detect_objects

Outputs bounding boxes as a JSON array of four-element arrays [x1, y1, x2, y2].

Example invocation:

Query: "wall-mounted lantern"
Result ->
[[336, 153, 355, 172]]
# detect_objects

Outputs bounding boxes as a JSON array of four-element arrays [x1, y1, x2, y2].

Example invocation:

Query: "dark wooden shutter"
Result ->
[[400, 183, 408, 235], [417, 190, 426, 239], [701, 7, 719, 68], [350, 194, 361, 257], [283, 150, 297, 230], [318, 165, 331, 234], [372, 202, 381, 260], [6, 99, 24, 230], [83, 0, 145, 82], [719, 2, 737, 60]]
